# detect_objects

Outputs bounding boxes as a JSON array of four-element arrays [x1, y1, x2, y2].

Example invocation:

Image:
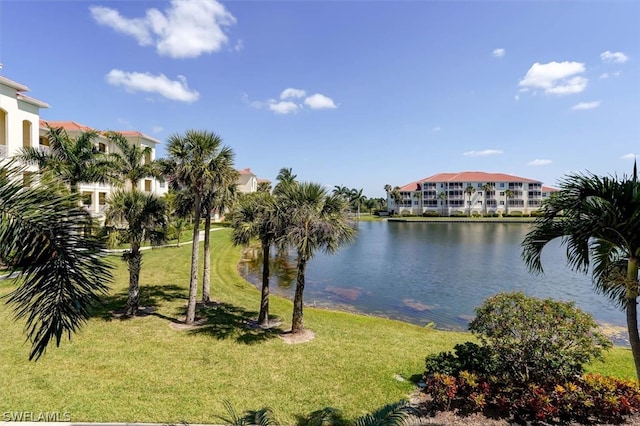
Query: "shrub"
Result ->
[[469, 292, 612, 384], [425, 342, 495, 377], [422, 211, 440, 217]]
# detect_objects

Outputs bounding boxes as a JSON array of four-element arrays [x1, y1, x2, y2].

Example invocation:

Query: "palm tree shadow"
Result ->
[[187, 301, 283, 345], [93, 283, 186, 321]]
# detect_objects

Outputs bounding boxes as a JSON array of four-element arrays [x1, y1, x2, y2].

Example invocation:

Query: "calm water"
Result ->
[[239, 221, 625, 332]]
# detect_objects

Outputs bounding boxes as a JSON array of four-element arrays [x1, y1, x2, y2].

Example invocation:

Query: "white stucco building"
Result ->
[[0, 74, 166, 220], [388, 171, 557, 216]]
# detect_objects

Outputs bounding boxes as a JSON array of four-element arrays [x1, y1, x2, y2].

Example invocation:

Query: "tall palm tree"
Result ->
[[279, 182, 357, 334], [105, 189, 167, 316], [230, 192, 283, 326], [18, 125, 112, 194], [0, 161, 111, 360], [413, 190, 422, 215], [201, 180, 239, 303], [504, 189, 514, 216], [481, 183, 493, 216], [165, 130, 236, 324], [522, 165, 640, 380], [104, 131, 157, 190], [437, 191, 448, 216], [464, 185, 476, 216]]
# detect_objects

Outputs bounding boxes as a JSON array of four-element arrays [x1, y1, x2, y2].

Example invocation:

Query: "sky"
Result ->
[[1, 0, 638, 198]]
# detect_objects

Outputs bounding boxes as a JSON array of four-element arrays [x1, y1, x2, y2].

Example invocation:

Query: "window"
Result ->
[[145, 152, 152, 164], [82, 192, 92, 206], [500, 192, 505, 196], [22, 120, 32, 148], [477, 183, 482, 188], [159, 179, 166, 189], [98, 143, 106, 153], [98, 192, 107, 206], [499, 201, 504, 205], [144, 179, 152, 192], [499, 183, 505, 188]]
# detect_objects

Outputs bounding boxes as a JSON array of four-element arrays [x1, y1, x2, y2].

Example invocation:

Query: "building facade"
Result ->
[[388, 171, 557, 216], [0, 74, 166, 221]]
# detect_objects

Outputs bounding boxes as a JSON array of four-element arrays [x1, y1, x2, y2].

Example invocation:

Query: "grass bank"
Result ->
[[0, 229, 635, 423]]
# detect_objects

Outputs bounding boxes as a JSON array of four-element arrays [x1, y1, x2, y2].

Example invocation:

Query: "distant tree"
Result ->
[[413, 190, 423, 214], [504, 189, 515, 215], [464, 185, 476, 216], [349, 188, 366, 219], [522, 165, 640, 381], [0, 162, 111, 360], [438, 191, 448, 216], [390, 186, 403, 215], [273, 167, 297, 195], [257, 181, 272, 193], [105, 189, 166, 315], [279, 182, 356, 334], [481, 183, 493, 216]]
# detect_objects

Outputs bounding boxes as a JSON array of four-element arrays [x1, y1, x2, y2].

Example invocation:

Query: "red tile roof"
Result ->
[[399, 171, 543, 191], [39, 120, 160, 144], [238, 168, 254, 175], [542, 186, 558, 192]]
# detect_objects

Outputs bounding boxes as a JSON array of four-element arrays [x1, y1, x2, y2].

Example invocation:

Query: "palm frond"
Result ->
[[353, 400, 417, 426]]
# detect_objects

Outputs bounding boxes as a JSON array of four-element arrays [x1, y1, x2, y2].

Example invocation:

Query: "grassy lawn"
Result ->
[[0, 228, 635, 423]]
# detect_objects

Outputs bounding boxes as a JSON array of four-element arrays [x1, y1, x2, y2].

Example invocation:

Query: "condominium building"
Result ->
[[0, 74, 166, 221], [388, 171, 557, 216]]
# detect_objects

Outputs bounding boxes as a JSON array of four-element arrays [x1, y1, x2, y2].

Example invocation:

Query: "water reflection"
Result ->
[[239, 221, 625, 334]]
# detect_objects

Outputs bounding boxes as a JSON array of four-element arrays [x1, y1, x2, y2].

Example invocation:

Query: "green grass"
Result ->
[[0, 228, 635, 423]]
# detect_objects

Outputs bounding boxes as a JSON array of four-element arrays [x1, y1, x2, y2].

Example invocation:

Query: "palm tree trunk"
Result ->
[[186, 194, 202, 324], [201, 210, 211, 303], [258, 240, 270, 326], [291, 254, 307, 334], [125, 249, 142, 316], [626, 257, 640, 382]]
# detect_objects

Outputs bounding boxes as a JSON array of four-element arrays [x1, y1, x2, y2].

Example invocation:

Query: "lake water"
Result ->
[[239, 221, 626, 336]]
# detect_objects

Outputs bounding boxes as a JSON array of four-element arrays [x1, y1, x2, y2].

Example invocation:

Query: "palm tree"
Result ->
[[0, 161, 111, 360], [349, 188, 366, 219], [504, 189, 514, 216], [18, 125, 112, 194], [437, 191, 448, 216], [230, 192, 283, 326], [481, 183, 493, 216], [273, 167, 297, 195], [522, 165, 640, 380], [413, 190, 422, 215], [390, 186, 403, 216], [279, 182, 357, 334], [464, 185, 476, 216], [105, 189, 167, 316], [104, 131, 157, 189], [165, 130, 236, 324], [201, 180, 238, 303], [257, 181, 272, 193]]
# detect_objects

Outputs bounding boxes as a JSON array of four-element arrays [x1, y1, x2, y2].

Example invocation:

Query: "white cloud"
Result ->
[[621, 153, 637, 160], [432, 126, 441, 132], [519, 61, 587, 95], [152, 126, 164, 133], [247, 89, 337, 114], [492, 48, 505, 58], [600, 71, 622, 79], [280, 88, 306, 100], [600, 51, 629, 64], [90, 0, 236, 59], [269, 101, 299, 115], [105, 69, 199, 102], [463, 149, 503, 157], [304, 93, 337, 109], [571, 101, 601, 111], [528, 159, 552, 166]]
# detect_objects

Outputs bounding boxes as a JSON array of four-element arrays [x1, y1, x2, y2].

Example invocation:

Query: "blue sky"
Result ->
[[1, 0, 638, 197]]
